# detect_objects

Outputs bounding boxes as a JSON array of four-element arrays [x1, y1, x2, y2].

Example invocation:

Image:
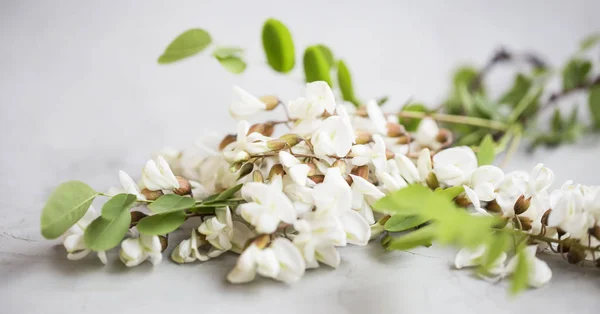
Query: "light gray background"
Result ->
[[1, 1, 600, 313]]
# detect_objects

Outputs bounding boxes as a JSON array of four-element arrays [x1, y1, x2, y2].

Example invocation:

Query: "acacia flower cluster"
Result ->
[[40, 81, 600, 291]]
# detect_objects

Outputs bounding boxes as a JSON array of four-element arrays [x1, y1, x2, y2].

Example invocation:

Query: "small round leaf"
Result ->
[[136, 211, 186, 236], [84, 210, 131, 251], [158, 29, 212, 64], [262, 18, 295, 73]]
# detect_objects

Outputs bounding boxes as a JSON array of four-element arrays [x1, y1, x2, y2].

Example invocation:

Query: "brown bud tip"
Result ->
[[485, 199, 503, 214], [268, 164, 285, 179], [141, 188, 163, 201], [396, 135, 410, 145], [455, 196, 471, 207], [435, 129, 454, 148], [307, 162, 318, 176], [130, 211, 148, 224], [351, 165, 370, 180], [332, 159, 347, 174], [513, 216, 532, 231], [385, 149, 395, 160], [260, 95, 280, 111], [356, 106, 368, 117], [252, 170, 264, 183], [386, 122, 406, 138], [308, 175, 325, 184], [262, 122, 275, 137], [557, 227, 567, 238], [344, 176, 353, 186], [266, 139, 287, 151], [219, 134, 237, 151], [589, 225, 600, 241], [567, 246, 585, 264], [426, 172, 439, 190], [354, 131, 373, 145], [279, 133, 302, 147], [514, 195, 531, 215], [253, 234, 271, 249], [541, 209, 551, 226], [248, 123, 266, 135], [173, 176, 191, 195], [159, 236, 168, 252]]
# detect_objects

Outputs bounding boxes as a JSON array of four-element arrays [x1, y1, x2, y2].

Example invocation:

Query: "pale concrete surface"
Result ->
[[1, 1, 600, 313]]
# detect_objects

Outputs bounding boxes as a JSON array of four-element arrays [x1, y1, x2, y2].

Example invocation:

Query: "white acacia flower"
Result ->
[[413, 118, 440, 150], [198, 207, 234, 251], [279, 151, 310, 186], [62, 206, 107, 264], [227, 238, 305, 284], [495, 171, 529, 215], [581, 185, 600, 221], [469, 165, 504, 201], [417, 148, 432, 181], [119, 233, 163, 267], [455, 245, 506, 277], [171, 229, 209, 264], [350, 174, 385, 224], [376, 160, 408, 193], [395, 154, 420, 184], [229, 86, 267, 120], [312, 167, 352, 216], [118, 170, 146, 200], [339, 209, 371, 246], [305, 81, 336, 114], [223, 120, 271, 163], [283, 181, 315, 216], [433, 146, 477, 187], [463, 185, 489, 215], [293, 214, 346, 268], [351, 134, 387, 170], [547, 182, 593, 239], [142, 156, 180, 191], [312, 106, 355, 158], [366, 99, 387, 135], [505, 245, 552, 288], [527, 163, 554, 197], [239, 175, 297, 234]]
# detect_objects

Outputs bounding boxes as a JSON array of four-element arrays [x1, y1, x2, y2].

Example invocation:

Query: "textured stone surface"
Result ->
[[1, 1, 600, 313]]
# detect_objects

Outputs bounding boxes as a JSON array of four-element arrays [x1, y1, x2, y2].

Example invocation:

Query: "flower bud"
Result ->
[[252, 170, 264, 183], [514, 195, 531, 215], [541, 209, 551, 226], [355, 131, 372, 145], [435, 129, 453, 148], [141, 188, 163, 201], [307, 162, 318, 176], [130, 211, 148, 224], [219, 134, 237, 151], [485, 199, 502, 214], [159, 235, 168, 252], [260, 95, 280, 111], [253, 234, 271, 249], [567, 246, 585, 264], [589, 225, 600, 241], [455, 196, 471, 207], [558, 239, 572, 253], [174, 176, 191, 195], [267, 139, 287, 151], [513, 216, 532, 231], [351, 165, 370, 180], [385, 149, 395, 160], [232, 150, 250, 163], [557, 227, 566, 238], [345, 176, 353, 186], [230, 162, 243, 173], [268, 164, 285, 179], [279, 133, 302, 147], [396, 135, 410, 145], [237, 163, 254, 180], [386, 122, 406, 138], [332, 159, 347, 174], [309, 175, 325, 184], [426, 172, 439, 190]]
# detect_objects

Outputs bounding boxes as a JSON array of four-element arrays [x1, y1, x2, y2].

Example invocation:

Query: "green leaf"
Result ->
[[303, 46, 332, 86], [477, 134, 495, 166], [211, 184, 243, 202], [562, 59, 592, 90], [510, 249, 530, 295], [216, 56, 247, 74], [158, 29, 212, 64], [434, 186, 464, 200], [384, 215, 429, 232], [315, 44, 335, 68], [84, 209, 131, 251], [453, 66, 479, 91], [480, 232, 509, 272], [376, 96, 389, 106], [136, 211, 186, 236], [212, 47, 244, 59], [40, 181, 98, 239], [551, 108, 563, 132], [372, 184, 436, 215], [262, 18, 295, 73], [589, 85, 600, 128], [101, 194, 137, 219], [337, 60, 359, 106], [498, 73, 532, 107], [580, 33, 600, 51], [399, 103, 428, 132], [385, 225, 437, 250], [148, 194, 195, 214]]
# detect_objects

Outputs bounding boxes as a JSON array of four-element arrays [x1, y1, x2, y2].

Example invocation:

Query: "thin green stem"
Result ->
[[397, 111, 510, 131]]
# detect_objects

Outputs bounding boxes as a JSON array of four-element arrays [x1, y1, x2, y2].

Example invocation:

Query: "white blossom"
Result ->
[[198, 207, 234, 251], [229, 86, 267, 120], [469, 165, 504, 201], [118, 170, 146, 200], [142, 156, 180, 191], [351, 134, 387, 170], [433, 146, 477, 187], [171, 229, 209, 264], [505, 245, 552, 288], [62, 206, 107, 264], [119, 233, 163, 267], [416, 148, 432, 181], [350, 174, 385, 224], [395, 154, 420, 184], [547, 181, 593, 239], [312, 167, 352, 216], [223, 120, 271, 163], [279, 151, 310, 186], [366, 99, 387, 135], [293, 213, 345, 268], [312, 106, 355, 158], [455, 245, 506, 277], [527, 163, 554, 197], [413, 118, 440, 150]]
